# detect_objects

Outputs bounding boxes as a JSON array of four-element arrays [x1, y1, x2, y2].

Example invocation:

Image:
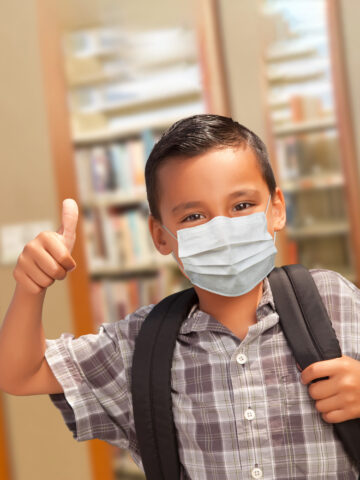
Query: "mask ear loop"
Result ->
[[264, 194, 277, 244], [161, 224, 188, 275], [265, 194, 271, 215], [162, 224, 177, 241]]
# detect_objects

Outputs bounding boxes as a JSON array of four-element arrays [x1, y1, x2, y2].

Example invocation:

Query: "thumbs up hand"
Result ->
[[13, 199, 79, 295], [56, 198, 79, 253]]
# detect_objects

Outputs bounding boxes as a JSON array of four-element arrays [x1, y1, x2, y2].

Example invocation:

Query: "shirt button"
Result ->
[[236, 353, 248, 364], [244, 408, 256, 420], [251, 467, 263, 478]]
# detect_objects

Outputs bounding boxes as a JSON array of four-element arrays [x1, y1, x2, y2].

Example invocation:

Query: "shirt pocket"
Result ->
[[279, 363, 309, 407]]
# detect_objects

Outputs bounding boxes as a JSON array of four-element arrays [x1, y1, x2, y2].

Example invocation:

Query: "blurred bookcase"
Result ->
[[260, 0, 360, 285], [35, 1, 229, 480]]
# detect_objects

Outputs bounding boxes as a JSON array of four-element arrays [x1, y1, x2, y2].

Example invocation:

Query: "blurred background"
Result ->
[[0, 0, 359, 479]]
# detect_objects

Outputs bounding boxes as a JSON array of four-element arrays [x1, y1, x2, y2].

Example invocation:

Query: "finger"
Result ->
[[41, 232, 76, 271], [58, 198, 78, 253], [321, 409, 351, 424], [315, 394, 342, 414], [301, 357, 344, 385], [32, 248, 67, 281], [308, 378, 338, 400], [28, 258, 56, 288], [30, 241, 68, 278]]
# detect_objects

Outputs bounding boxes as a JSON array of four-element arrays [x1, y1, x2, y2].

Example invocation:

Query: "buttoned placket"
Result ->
[[229, 305, 279, 479], [179, 279, 279, 478]]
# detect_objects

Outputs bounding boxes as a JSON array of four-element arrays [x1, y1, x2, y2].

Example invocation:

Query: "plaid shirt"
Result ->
[[45, 269, 360, 479]]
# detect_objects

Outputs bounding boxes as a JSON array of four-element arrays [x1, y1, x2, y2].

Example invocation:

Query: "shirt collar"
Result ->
[[179, 277, 276, 335]]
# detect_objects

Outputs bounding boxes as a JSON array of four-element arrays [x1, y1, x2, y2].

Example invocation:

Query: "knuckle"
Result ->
[[59, 268, 67, 279], [38, 230, 52, 240], [53, 265, 65, 278], [23, 242, 34, 255], [35, 231, 48, 244], [16, 254, 26, 270], [58, 253, 69, 266], [321, 412, 331, 423], [45, 277, 55, 287], [308, 384, 317, 398], [341, 376, 354, 391], [343, 356, 352, 367], [307, 365, 316, 378]]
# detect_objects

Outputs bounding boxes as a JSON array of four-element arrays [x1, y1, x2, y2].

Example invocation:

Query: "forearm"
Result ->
[[0, 283, 47, 392]]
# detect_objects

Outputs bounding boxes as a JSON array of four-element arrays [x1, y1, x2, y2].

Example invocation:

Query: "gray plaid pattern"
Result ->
[[45, 269, 360, 479]]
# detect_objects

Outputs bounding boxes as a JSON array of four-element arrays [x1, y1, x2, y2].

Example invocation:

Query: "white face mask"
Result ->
[[162, 195, 277, 297]]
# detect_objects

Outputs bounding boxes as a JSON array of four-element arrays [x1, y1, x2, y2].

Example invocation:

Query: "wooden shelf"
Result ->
[[281, 171, 344, 192], [266, 34, 326, 62], [267, 45, 317, 62], [67, 46, 121, 60], [267, 64, 328, 84], [74, 84, 202, 116], [287, 220, 349, 239], [82, 191, 147, 209], [89, 257, 177, 278], [74, 100, 205, 145], [273, 117, 336, 137], [68, 71, 122, 88]]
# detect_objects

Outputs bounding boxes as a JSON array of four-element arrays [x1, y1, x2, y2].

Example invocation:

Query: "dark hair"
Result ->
[[145, 113, 276, 220]]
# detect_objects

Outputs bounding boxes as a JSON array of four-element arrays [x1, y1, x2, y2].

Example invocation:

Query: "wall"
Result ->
[[0, 1, 92, 479]]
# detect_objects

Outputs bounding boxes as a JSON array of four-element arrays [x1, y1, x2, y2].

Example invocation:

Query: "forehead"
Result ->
[[157, 145, 267, 202]]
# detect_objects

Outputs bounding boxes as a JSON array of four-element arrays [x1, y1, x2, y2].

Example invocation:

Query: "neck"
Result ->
[[193, 281, 264, 339]]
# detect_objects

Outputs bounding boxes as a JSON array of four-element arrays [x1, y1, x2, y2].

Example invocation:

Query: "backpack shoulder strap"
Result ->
[[131, 286, 198, 480], [268, 264, 341, 369], [268, 264, 360, 469]]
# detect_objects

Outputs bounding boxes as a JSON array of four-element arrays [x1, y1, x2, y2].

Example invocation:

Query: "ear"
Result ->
[[148, 214, 173, 255], [271, 187, 286, 232]]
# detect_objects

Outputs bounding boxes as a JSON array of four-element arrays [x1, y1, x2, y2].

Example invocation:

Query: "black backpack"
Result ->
[[131, 264, 360, 479]]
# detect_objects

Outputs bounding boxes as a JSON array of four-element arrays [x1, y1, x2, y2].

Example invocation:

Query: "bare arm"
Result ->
[[0, 199, 78, 395], [0, 284, 61, 394]]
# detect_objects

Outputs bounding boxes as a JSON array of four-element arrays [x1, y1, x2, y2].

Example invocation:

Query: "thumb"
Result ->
[[56, 198, 79, 252]]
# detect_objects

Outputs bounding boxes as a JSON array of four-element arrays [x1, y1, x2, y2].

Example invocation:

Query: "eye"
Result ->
[[233, 202, 253, 212], [181, 213, 205, 223]]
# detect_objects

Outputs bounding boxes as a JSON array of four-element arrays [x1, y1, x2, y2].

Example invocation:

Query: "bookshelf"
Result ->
[[260, 0, 360, 285], [34, 1, 229, 480]]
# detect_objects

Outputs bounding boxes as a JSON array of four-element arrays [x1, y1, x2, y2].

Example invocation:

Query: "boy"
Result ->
[[1, 114, 360, 479]]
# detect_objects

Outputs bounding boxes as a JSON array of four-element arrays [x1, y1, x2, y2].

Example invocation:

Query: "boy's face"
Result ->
[[149, 145, 286, 272]]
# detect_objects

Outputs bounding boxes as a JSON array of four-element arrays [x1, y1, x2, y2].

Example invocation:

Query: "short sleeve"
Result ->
[[310, 268, 360, 361], [44, 306, 152, 449]]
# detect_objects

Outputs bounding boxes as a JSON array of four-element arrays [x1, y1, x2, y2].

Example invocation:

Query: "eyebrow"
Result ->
[[171, 189, 260, 214], [171, 201, 204, 214], [228, 188, 259, 199]]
